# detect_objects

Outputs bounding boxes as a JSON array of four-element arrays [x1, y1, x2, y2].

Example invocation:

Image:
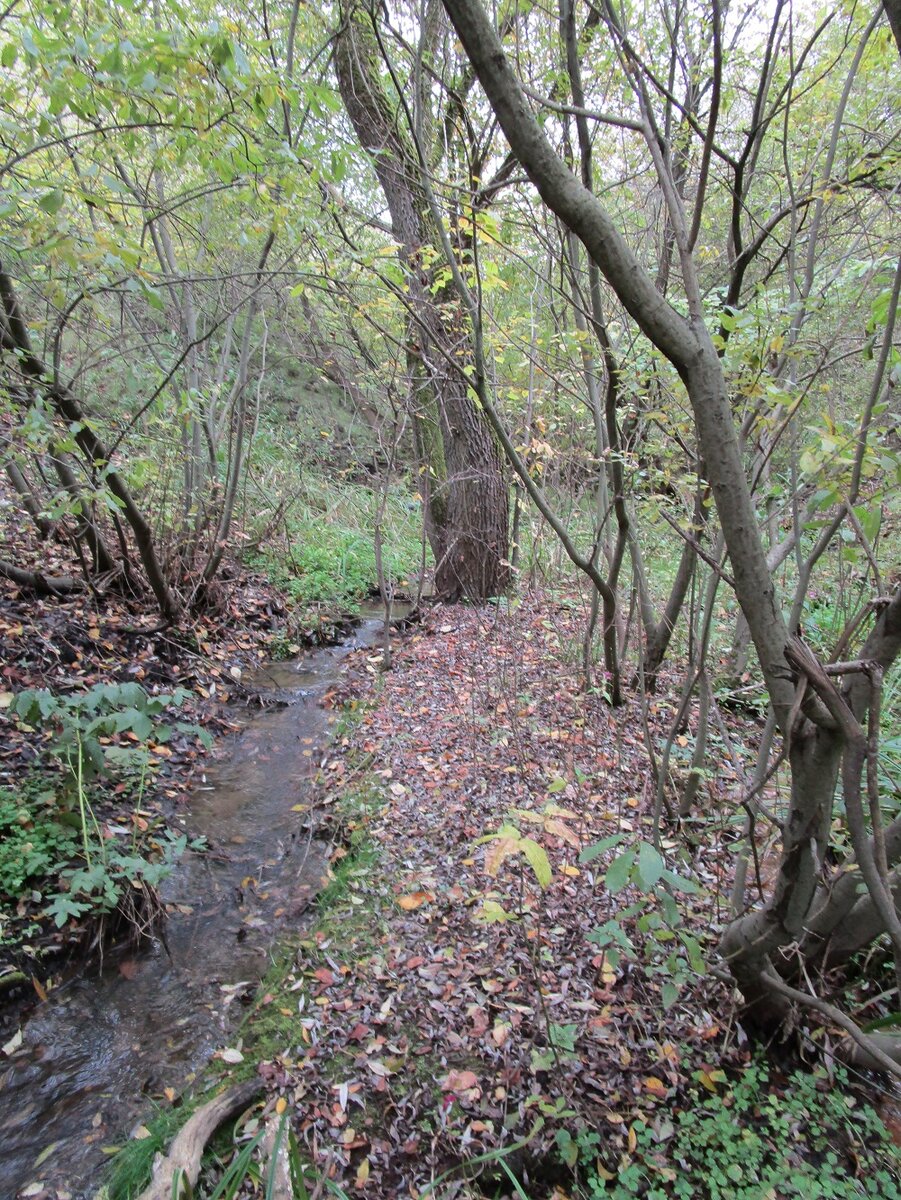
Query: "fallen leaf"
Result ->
[[442, 1069, 479, 1094], [643, 1076, 668, 1098], [2, 1028, 23, 1056], [397, 891, 433, 910]]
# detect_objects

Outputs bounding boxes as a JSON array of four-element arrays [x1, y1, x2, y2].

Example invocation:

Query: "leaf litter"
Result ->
[[243, 593, 747, 1197]]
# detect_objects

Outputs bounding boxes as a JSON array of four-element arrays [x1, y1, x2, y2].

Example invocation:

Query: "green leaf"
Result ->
[[38, 190, 65, 215], [2, 43, 17, 68], [547, 777, 567, 793], [548, 1022, 578, 1052], [661, 982, 679, 1010], [477, 899, 515, 924], [139, 280, 165, 311], [636, 841, 665, 890], [604, 847, 636, 894], [579, 832, 624, 863], [520, 837, 552, 888]]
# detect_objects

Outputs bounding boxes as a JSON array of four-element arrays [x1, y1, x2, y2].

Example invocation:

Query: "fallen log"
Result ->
[[0, 559, 83, 595], [136, 1079, 263, 1200]]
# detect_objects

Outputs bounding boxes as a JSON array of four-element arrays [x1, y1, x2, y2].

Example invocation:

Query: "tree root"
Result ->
[[136, 1079, 263, 1200], [762, 968, 901, 1080]]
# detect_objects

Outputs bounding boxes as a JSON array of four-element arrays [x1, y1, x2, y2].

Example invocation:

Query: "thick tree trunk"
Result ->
[[883, 0, 901, 58], [335, 2, 509, 600]]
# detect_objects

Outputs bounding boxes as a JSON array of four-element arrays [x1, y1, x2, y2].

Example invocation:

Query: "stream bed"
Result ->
[[0, 609, 397, 1200]]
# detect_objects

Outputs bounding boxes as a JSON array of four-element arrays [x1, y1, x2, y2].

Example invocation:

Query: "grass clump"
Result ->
[[246, 470, 424, 625]]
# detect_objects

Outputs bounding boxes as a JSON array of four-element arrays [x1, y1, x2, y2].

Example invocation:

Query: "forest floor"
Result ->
[[2, 488, 899, 1196], [207, 593, 885, 1198]]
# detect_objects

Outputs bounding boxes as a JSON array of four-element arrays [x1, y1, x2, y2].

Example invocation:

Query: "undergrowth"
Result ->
[[245, 469, 424, 625], [575, 1057, 900, 1199]]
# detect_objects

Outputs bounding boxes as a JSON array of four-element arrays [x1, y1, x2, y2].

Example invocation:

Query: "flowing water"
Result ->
[[0, 608, 400, 1200]]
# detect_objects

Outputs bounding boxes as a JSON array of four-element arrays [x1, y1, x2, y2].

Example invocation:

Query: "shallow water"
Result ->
[[0, 607, 401, 1199]]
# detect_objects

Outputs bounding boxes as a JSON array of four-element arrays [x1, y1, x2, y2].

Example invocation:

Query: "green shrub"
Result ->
[[6, 683, 209, 938], [244, 469, 423, 619]]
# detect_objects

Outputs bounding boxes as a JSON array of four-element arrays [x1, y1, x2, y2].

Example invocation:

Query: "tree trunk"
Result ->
[[4, 459, 54, 540], [437, 0, 877, 1032], [335, 2, 509, 601], [0, 265, 179, 621]]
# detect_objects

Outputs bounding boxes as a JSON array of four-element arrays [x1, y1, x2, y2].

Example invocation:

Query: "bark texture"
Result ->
[[336, 2, 509, 600]]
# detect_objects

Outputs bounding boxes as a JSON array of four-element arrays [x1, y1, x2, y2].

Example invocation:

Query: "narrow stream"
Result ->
[[0, 608, 399, 1200]]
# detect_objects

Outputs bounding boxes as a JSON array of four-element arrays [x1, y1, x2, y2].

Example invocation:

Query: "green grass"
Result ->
[[245, 467, 425, 624]]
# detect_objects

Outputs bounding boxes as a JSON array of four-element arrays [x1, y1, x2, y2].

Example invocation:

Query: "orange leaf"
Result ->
[[397, 891, 433, 910], [442, 1069, 480, 1094], [643, 1076, 668, 1098]]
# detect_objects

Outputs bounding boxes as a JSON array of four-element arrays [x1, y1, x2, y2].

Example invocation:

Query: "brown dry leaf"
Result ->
[[643, 1076, 668, 1098], [543, 818, 581, 849], [484, 835, 520, 877], [441, 1069, 479, 1094], [397, 891, 433, 910]]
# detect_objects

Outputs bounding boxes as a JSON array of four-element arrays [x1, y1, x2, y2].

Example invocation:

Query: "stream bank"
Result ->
[[0, 606, 402, 1200]]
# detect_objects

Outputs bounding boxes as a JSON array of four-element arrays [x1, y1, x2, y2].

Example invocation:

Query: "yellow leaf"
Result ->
[[627, 1125, 638, 1154], [275, 1097, 287, 1115], [356, 1157, 370, 1186], [484, 835, 520, 877], [543, 818, 581, 849]]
